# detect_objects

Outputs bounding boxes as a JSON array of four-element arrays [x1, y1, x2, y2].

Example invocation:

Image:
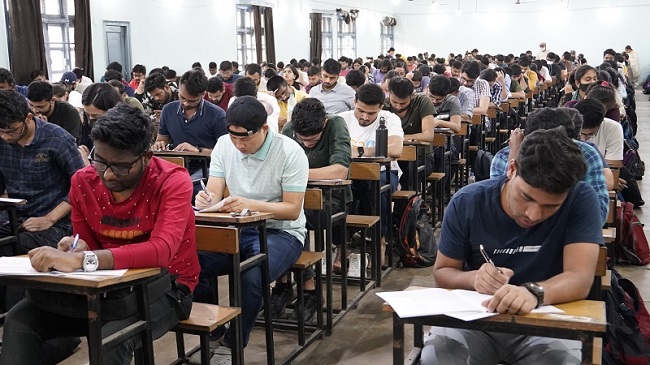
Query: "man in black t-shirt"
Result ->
[[26, 81, 81, 139]]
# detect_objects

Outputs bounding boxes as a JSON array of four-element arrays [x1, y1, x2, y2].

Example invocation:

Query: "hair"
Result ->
[[232, 61, 239, 69], [518, 57, 531, 68], [206, 77, 224, 93], [586, 84, 617, 111], [91, 103, 152, 156], [574, 98, 606, 129], [149, 68, 164, 76], [164, 69, 177, 80], [461, 61, 481, 79], [263, 68, 277, 79], [394, 62, 406, 72], [307, 66, 321, 77], [72, 67, 85, 79], [0, 90, 29, 129], [558, 107, 583, 138], [480, 69, 497, 82], [143, 73, 167, 93], [529, 63, 537, 72], [603, 48, 616, 58], [451, 60, 463, 70], [245, 63, 262, 76], [51, 82, 68, 98], [291, 98, 327, 136], [104, 70, 123, 82], [517, 128, 586, 194], [525, 107, 578, 139], [432, 64, 446, 75], [495, 54, 504, 63], [322, 58, 342, 75], [417, 64, 430, 77], [277, 61, 285, 69], [209, 61, 217, 69], [284, 65, 301, 86], [510, 64, 522, 77], [345, 69, 366, 89], [379, 59, 392, 71], [30, 69, 45, 81], [546, 52, 557, 61], [219, 61, 232, 71], [179, 69, 208, 96], [428, 75, 451, 97], [82, 82, 122, 111], [411, 70, 423, 82], [108, 79, 126, 95], [27, 81, 53, 102], [233, 77, 258, 97], [191, 62, 202, 69], [132, 64, 146, 74], [387, 77, 414, 98], [383, 70, 400, 84], [106, 62, 123, 73], [266, 75, 287, 93], [448, 77, 461, 93], [355, 83, 385, 106]]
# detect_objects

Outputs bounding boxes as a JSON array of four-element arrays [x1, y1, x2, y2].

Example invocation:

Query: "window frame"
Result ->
[[380, 23, 395, 56], [40, 0, 75, 81], [336, 17, 356, 59]]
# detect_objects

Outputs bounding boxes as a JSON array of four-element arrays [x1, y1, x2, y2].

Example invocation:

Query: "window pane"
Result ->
[[67, 0, 74, 16], [43, 0, 61, 15], [48, 24, 63, 43], [68, 26, 74, 43], [49, 49, 65, 70]]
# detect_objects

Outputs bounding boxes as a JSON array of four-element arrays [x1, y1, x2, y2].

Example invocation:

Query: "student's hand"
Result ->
[[78, 145, 90, 165], [496, 70, 505, 84], [152, 141, 169, 151], [509, 128, 524, 154], [28, 246, 83, 272], [618, 178, 627, 191], [481, 284, 538, 315], [58, 236, 88, 252], [195, 190, 215, 209], [35, 113, 48, 122], [221, 196, 251, 213], [474, 263, 513, 294], [174, 143, 199, 152], [20, 217, 54, 232]]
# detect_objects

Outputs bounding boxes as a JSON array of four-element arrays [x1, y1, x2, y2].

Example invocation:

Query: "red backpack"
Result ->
[[615, 202, 650, 265]]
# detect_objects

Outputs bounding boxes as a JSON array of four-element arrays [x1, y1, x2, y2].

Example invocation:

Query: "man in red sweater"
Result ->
[[0, 104, 200, 365]]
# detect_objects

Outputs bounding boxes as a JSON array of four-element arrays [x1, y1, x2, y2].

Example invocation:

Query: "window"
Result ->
[[321, 15, 333, 61], [380, 23, 394, 56], [41, 0, 75, 81], [236, 5, 265, 65], [337, 18, 356, 59]]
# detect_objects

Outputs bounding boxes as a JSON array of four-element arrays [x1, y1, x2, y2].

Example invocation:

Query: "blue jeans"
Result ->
[[193, 228, 303, 347], [351, 169, 399, 237]]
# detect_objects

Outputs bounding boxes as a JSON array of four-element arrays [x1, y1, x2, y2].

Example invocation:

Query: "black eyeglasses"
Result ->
[[88, 146, 144, 177], [0, 120, 26, 136]]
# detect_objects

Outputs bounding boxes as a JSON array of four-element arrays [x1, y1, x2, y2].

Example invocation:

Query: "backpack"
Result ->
[[624, 140, 645, 180], [603, 268, 650, 365], [393, 196, 437, 268], [615, 202, 650, 265], [473, 150, 493, 182]]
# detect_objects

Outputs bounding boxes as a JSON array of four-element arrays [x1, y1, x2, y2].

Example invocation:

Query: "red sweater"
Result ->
[[69, 157, 200, 291]]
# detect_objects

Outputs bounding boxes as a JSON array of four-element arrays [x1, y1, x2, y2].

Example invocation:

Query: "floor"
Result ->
[[60, 89, 650, 364]]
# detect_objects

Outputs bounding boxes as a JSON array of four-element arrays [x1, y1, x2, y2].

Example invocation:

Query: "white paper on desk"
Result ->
[[0, 198, 26, 204], [0, 257, 127, 277], [194, 197, 230, 213], [308, 178, 343, 183]]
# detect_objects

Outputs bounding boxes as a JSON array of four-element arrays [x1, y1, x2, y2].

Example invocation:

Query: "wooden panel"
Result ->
[[500, 102, 510, 113], [346, 214, 380, 228], [458, 123, 469, 136], [432, 134, 446, 147], [392, 190, 416, 200], [471, 114, 482, 125], [292, 251, 325, 269], [605, 159, 623, 168], [350, 162, 381, 181], [606, 199, 615, 225], [195, 225, 239, 254], [487, 108, 497, 119], [159, 156, 185, 167], [596, 246, 607, 277], [427, 172, 445, 181], [397, 146, 417, 162], [174, 303, 241, 332], [304, 188, 323, 210]]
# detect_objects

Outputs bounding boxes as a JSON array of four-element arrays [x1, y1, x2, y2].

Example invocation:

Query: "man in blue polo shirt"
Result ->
[[153, 69, 227, 185]]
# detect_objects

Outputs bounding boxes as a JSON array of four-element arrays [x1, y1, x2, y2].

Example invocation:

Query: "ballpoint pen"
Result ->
[[199, 180, 212, 203], [70, 234, 80, 252], [479, 244, 503, 274]]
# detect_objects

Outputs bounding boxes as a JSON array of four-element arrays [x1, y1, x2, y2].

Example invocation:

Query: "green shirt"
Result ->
[[283, 114, 353, 205]]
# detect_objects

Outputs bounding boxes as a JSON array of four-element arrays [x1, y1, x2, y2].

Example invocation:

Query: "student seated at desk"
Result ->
[[194, 96, 308, 365], [1, 104, 200, 365], [421, 129, 603, 365]]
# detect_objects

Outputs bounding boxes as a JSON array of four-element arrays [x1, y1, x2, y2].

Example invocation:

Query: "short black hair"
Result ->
[[91, 103, 152, 156], [574, 98, 606, 129], [209, 61, 217, 69], [346, 69, 366, 89], [104, 69, 123, 82], [72, 67, 84, 79], [179, 69, 208, 96], [232, 61, 239, 69], [144, 73, 168, 93], [263, 68, 277, 79], [291, 98, 327, 136], [219, 61, 232, 71], [586, 84, 617, 111], [132, 64, 146, 74], [206, 77, 224, 93], [233, 77, 257, 97], [432, 64, 446, 75], [510, 64, 522, 77], [108, 79, 126, 95], [0, 89, 29, 129], [82, 82, 122, 111], [379, 59, 392, 70], [164, 69, 177, 80], [428, 75, 451, 97], [192, 62, 202, 69], [524, 107, 578, 140], [480, 69, 497, 82], [517, 128, 586, 194], [30, 69, 45, 80], [603, 48, 616, 57], [51, 82, 68, 98], [558, 107, 583, 138], [106, 62, 123, 73], [266, 75, 287, 93], [27, 81, 53, 102], [448, 77, 461, 93], [451, 60, 463, 70], [307, 66, 320, 77], [245, 63, 262, 76], [388, 77, 414, 98], [518, 57, 531, 67], [461, 61, 481, 79], [355, 83, 384, 106], [411, 70, 423, 82], [322, 58, 342, 75]]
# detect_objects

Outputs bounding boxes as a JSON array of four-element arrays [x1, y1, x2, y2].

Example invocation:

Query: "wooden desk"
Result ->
[[0, 268, 161, 365], [194, 212, 275, 365], [403, 141, 431, 198], [384, 296, 606, 365], [153, 150, 212, 177], [0, 198, 25, 237]]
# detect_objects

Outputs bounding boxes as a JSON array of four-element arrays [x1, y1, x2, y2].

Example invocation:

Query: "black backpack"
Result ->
[[392, 196, 437, 267], [473, 150, 493, 182]]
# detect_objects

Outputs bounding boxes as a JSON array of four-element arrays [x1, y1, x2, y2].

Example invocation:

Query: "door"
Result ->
[[104, 22, 131, 81]]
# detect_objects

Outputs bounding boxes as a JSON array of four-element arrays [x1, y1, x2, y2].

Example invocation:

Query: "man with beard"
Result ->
[[206, 76, 234, 112], [26, 81, 81, 139], [309, 58, 356, 114]]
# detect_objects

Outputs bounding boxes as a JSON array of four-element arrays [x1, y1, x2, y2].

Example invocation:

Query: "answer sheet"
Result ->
[[0, 256, 127, 277]]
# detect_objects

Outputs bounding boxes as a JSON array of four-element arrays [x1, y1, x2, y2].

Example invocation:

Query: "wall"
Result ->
[[0, 3, 8, 69]]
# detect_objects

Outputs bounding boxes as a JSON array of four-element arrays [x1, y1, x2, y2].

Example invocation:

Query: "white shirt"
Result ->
[[339, 109, 404, 171], [589, 117, 624, 161], [227, 92, 280, 132]]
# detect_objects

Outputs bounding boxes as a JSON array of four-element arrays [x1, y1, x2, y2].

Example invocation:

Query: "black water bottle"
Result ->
[[375, 116, 388, 157]]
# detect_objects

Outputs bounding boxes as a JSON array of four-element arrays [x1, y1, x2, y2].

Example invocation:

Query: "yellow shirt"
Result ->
[[526, 70, 538, 92], [279, 87, 309, 119]]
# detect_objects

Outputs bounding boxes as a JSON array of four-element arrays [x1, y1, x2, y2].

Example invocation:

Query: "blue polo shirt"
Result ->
[[158, 99, 227, 150]]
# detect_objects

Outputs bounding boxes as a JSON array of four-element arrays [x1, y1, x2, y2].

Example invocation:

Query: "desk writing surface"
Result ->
[[352, 157, 392, 163], [153, 150, 211, 158], [404, 140, 431, 146], [195, 212, 275, 224], [307, 179, 352, 186], [0, 267, 161, 289]]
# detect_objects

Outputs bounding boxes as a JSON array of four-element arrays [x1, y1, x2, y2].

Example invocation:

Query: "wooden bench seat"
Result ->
[[346, 214, 380, 228], [392, 190, 416, 200], [292, 251, 325, 270], [427, 172, 445, 181]]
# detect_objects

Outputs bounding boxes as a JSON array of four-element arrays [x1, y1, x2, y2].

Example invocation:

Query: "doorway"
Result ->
[[104, 21, 131, 81]]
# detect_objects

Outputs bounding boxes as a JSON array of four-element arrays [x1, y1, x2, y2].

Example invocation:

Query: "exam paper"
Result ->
[[194, 197, 230, 213], [0, 257, 127, 277]]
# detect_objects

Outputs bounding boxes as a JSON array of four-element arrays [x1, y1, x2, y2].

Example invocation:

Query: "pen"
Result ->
[[71, 234, 80, 252], [199, 180, 212, 202], [479, 244, 503, 274]]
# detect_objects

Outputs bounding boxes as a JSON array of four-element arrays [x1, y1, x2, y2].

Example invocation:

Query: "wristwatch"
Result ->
[[82, 251, 98, 272], [522, 282, 544, 308]]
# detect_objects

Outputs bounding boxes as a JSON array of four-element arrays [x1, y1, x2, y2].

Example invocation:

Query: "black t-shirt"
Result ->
[[49, 101, 81, 139]]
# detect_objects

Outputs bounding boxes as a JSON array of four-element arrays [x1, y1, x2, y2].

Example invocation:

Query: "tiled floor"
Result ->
[[60, 89, 650, 364]]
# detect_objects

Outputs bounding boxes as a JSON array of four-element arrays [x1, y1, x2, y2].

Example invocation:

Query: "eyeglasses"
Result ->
[[461, 75, 475, 86], [579, 127, 600, 140], [88, 146, 144, 177], [0, 120, 26, 136], [178, 93, 202, 106], [294, 131, 323, 145]]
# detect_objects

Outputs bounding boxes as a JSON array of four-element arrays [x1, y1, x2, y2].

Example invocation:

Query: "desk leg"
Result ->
[[258, 225, 275, 365], [581, 334, 594, 364], [393, 312, 404, 365], [371, 180, 382, 287], [87, 294, 102, 365], [136, 283, 154, 365], [230, 252, 244, 365]]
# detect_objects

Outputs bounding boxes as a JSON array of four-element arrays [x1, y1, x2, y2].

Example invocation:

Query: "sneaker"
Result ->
[[269, 283, 294, 317], [347, 253, 369, 278], [299, 291, 321, 323], [210, 346, 232, 365], [188, 340, 219, 364]]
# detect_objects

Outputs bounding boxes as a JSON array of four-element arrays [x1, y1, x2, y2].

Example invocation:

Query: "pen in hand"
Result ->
[[70, 234, 80, 252], [479, 244, 504, 275], [199, 180, 212, 202]]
